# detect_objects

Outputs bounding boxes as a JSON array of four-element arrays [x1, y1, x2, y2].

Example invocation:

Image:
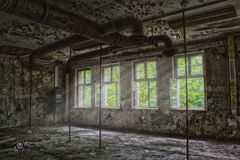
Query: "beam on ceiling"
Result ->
[[142, 0, 230, 22], [23, 35, 87, 58]]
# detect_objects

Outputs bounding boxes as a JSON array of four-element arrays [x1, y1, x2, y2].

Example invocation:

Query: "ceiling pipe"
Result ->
[[150, 35, 177, 56], [101, 16, 144, 36], [70, 33, 227, 65], [0, 0, 147, 49], [0, 0, 101, 34], [0, 0, 175, 60], [27, 33, 142, 59], [69, 35, 177, 65], [101, 16, 145, 44]]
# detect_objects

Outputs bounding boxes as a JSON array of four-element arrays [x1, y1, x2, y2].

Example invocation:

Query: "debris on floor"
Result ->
[[0, 126, 239, 160]]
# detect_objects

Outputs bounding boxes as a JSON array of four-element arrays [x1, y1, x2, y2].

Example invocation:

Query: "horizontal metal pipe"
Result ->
[[101, 16, 144, 37], [0, 0, 146, 49], [0, 0, 175, 59]]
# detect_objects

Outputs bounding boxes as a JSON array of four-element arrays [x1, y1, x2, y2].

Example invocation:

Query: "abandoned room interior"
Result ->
[[0, 0, 240, 159]]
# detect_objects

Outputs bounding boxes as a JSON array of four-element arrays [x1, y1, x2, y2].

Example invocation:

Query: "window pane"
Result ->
[[78, 71, 85, 84], [136, 63, 145, 80], [85, 70, 91, 84], [112, 66, 120, 81], [149, 81, 157, 107], [188, 78, 205, 108], [191, 55, 203, 75], [147, 61, 156, 78], [179, 79, 186, 108], [84, 86, 91, 107], [179, 78, 205, 109], [107, 83, 117, 107], [138, 81, 148, 108], [78, 86, 84, 107], [177, 57, 186, 77], [170, 79, 177, 107], [104, 67, 111, 82]]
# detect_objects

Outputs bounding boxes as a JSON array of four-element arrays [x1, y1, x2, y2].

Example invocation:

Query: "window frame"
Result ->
[[132, 59, 158, 109], [171, 52, 206, 111], [74, 67, 92, 108], [99, 63, 121, 109]]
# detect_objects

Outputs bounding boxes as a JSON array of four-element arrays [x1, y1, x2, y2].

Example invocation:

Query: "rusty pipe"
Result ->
[[101, 16, 144, 37], [28, 33, 138, 59], [149, 35, 176, 56], [0, 0, 146, 47], [0, 0, 100, 34], [0, 0, 175, 59]]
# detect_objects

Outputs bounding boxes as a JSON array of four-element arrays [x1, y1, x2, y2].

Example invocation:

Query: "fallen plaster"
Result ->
[[0, 126, 239, 160]]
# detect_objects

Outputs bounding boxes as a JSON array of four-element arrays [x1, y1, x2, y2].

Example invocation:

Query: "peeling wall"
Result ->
[[69, 42, 240, 140], [0, 56, 57, 128]]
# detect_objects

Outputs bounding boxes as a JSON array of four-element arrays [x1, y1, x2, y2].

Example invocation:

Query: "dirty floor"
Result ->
[[0, 126, 239, 160]]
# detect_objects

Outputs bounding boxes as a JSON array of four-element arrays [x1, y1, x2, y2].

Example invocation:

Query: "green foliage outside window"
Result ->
[[134, 60, 157, 108], [96, 65, 120, 108], [171, 55, 205, 109], [78, 69, 91, 107]]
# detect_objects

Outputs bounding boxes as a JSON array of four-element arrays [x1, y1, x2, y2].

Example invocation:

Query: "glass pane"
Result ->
[[138, 81, 148, 108], [112, 66, 120, 81], [149, 81, 157, 108], [107, 83, 117, 107], [177, 57, 186, 77], [136, 63, 145, 80], [188, 78, 205, 109], [85, 70, 91, 84], [104, 67, 111, 82], [179, 79, 186, 108], [84, 85, 91, 107], [78, 86, 84, 107], [147, 61, 156, 78], [78, 71, 85, 84], [179, 78, 205, 109], [191, 55, 203, 75], [170, 79, 177, 107]]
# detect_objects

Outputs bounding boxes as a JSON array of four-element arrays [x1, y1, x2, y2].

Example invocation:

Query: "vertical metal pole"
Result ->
[[68, 47, 72, 142], [99, 45, 102, 148], [182, 9, 189, 160], [29, 57, 33, 129]]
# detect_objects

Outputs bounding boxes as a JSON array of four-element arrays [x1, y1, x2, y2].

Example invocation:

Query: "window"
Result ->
[[133, 60, 157, 108], [76, 69, 92, 108], [96, 64, 120, 108], [170, 54, 205, 110]]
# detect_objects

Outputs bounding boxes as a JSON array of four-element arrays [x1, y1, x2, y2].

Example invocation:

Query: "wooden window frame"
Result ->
[[132, 59, 158, 109]]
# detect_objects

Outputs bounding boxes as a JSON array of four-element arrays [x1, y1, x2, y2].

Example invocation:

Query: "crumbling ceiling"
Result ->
[[0, 0, 240, 58]]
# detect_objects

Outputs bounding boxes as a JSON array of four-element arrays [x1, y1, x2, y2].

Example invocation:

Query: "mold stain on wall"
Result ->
[[0, 55, 56, 128]]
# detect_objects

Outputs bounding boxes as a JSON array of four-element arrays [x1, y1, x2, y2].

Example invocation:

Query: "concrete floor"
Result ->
[[0, 126, 239, 160]]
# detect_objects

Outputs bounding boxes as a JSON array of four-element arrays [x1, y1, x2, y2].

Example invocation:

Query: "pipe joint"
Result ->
[[0, 0, 17, 13]]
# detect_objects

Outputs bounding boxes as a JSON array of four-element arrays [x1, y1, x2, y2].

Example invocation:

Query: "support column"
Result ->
[[227, 35, 239, 139], [120, 60, 132, 109], [227, 35, 238, 115]]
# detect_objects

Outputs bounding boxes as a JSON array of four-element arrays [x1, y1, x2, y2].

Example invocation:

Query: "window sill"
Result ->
[[73, 106, 92, 109], [171, 107, 206, 111], [132, 107, 158, 110], [96, 107, 121, 109]]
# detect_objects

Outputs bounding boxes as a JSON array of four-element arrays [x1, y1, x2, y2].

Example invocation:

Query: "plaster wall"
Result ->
[[69, 43, 240, 139]]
